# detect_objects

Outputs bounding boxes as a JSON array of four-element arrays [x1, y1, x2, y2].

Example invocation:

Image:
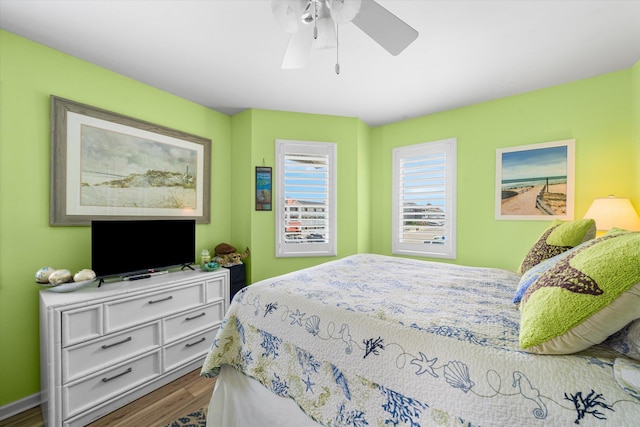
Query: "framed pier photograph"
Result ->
[[495, 139, 575, 220]]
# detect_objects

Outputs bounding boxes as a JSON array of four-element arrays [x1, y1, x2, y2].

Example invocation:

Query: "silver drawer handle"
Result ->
[[185, 312, 206, 321], [185, 337, 206, 348], [101, 367, 132, 383], [148, 295, 173, 304], [101, 336, 132, 349]]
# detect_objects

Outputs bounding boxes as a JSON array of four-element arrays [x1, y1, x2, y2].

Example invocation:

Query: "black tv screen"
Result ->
[[91, 219, 195, 279]]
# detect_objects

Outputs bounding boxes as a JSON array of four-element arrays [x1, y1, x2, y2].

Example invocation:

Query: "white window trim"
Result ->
[[275, 139, 337, 258], [392, 138, 457, 259]]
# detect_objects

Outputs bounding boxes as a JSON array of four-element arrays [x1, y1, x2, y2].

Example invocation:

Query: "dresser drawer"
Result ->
[[205, 275, 226, 304], [164, 302, 224, 344], [62, 322, 160, 383], [164, 327, 218, 372], [104, 283, 205, 332], [62, 351, 161, 419], [62, 305, 103, 347]]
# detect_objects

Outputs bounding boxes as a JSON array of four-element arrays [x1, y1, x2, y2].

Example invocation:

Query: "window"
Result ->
[[392, 138, 457, 259], [275, 140, 337, 257]]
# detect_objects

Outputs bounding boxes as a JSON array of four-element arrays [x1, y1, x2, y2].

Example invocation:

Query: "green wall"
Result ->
[[1, 29, 638, 409], [228, 109, 254, 280], [633, 60, 640, 206], [230, 109, 370, 283], [0, 31, 232, 406], [370, 69, 635, 270]]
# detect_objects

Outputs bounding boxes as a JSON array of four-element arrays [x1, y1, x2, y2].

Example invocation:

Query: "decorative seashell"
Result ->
[[48, 269, 72, 285], [201, 262, 220, 272], [35, 267, 56, 284], [305, 315, 321, 336], [443, 360, 475, 393], [73, 269, 96, 282]]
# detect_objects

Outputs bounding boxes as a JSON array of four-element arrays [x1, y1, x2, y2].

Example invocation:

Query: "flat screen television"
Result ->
[[91, 219, 196, 281]]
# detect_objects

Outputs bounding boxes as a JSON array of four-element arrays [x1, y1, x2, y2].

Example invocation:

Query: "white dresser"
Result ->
[[39, 268, 229, 427]]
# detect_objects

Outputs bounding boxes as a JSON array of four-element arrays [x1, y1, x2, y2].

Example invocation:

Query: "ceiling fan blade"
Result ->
[[272, 0, 308, 33], [282, 23, 314, 69], [329, 0, 362, 24], [351, 0, 418, 56]]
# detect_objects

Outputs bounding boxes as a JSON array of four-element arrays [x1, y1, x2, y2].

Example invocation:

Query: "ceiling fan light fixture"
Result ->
[[273, 0, 418, 71], [328, 0, 362, 24], [272, 0, 308, 33], [301, 12, 314, 24]]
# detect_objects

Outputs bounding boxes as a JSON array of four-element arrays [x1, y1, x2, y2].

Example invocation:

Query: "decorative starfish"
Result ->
[[289, 308, 306, 326], [302, 375, 315, 393], [522, 236, 616, 303], [520, 225, 572, 272], [410, 352, 439, 377]]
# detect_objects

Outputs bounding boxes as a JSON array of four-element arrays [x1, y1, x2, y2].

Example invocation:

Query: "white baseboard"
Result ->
[[0, 392, 41, 421]]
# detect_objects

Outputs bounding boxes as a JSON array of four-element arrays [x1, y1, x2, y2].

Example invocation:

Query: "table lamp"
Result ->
[[583, 195, 640, 236]]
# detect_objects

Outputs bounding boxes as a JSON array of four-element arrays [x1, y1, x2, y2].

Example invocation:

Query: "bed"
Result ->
[[201, 230, 640, 426]]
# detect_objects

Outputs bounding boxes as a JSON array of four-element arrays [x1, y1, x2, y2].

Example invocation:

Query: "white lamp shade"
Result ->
[[584, 196, 640, 231]]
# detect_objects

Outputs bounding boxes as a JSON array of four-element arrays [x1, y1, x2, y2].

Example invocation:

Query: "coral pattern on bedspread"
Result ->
[[201, 254, 640, 426]]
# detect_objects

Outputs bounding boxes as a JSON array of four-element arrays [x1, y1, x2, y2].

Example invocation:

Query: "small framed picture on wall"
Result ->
[[255, 166, 272, 211]]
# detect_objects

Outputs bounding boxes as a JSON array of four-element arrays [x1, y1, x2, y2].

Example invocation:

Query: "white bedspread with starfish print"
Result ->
[[201, 254, 640, 426]]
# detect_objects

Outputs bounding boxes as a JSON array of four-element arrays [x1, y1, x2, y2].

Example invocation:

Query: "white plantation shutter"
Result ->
[[392, 138, 457, 258], [276, 140, 337, 257]]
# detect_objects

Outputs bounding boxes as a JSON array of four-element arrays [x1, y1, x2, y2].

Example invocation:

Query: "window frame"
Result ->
[[275, 139, 337, 258], [392, 138, 457, 259]]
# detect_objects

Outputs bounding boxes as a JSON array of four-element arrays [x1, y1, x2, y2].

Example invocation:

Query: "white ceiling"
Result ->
[[1, 0, 639, 127]]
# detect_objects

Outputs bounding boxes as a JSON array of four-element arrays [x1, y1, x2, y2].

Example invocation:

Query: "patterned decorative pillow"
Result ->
[[514, 252, 564, 306], [604, 319, 640, 361], [519, 228, 640, 354], [518, 219, 596, 274], [513, 241, 588, 306]]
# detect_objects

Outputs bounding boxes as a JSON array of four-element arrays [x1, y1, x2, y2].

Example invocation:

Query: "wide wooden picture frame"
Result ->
[[495, 139, 575, 221], [50, 96, 211, 225]]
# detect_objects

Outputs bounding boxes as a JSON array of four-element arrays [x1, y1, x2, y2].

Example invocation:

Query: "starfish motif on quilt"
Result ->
[[302, 375, 315, 393], [410, 352, 439, 377], [289, 308, 306, 326]]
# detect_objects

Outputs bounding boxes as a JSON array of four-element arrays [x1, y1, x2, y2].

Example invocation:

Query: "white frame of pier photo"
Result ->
[[495, 139, 575, 221]]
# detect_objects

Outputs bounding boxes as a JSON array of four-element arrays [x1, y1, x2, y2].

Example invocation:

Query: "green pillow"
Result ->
[[518, 219, 596, 274], [513, 243, 587, 306], [519, 228, 640, 354]]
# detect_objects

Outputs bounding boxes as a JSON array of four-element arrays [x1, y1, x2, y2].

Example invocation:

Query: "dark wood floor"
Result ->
[[0, 369, 215, 427]]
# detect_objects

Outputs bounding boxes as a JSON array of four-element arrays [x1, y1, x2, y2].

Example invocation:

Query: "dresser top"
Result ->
[[39, 267, 229, 307]]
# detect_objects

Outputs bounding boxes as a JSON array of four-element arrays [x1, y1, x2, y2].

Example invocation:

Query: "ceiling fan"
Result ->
[[271, 0, 418, 74]]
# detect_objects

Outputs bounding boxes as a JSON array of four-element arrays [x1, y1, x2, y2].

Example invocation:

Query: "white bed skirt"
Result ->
[[207, 365, 322, 427]]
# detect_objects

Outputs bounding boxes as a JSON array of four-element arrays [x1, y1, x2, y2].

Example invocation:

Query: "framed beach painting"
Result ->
[[50, 96, 211, 225], [495, 139, 575, 220]]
